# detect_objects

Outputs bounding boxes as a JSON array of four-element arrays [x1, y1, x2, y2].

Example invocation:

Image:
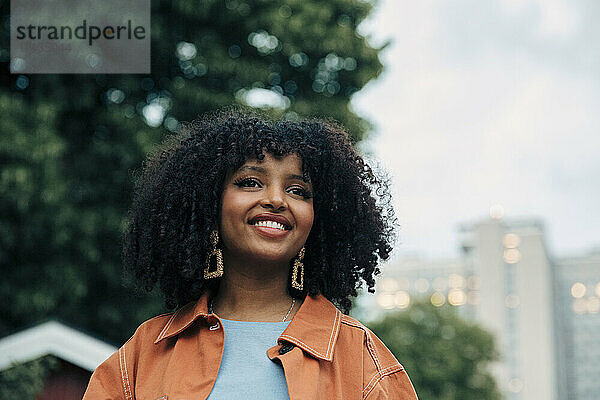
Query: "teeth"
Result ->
[[254, 220, 286, 230]]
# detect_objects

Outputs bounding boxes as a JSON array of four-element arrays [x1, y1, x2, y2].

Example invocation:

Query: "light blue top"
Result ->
[[207, 318, 291, 400]]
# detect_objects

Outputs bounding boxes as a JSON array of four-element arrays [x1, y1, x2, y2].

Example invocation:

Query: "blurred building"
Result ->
[[554, 250, 600, 400], [461, 218, 557, 400], [0, 320, 116, 399], [358, 216, 599, 400]]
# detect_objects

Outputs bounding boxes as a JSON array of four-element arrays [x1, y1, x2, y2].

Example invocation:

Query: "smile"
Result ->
[[248, 213, 293, 231], [252, 220, 287, 231]]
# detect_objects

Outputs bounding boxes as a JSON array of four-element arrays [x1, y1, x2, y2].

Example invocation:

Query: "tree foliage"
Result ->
[[0, 0, 384, 345], [0, 356, 59, 400], [368, 301, 502, 400]]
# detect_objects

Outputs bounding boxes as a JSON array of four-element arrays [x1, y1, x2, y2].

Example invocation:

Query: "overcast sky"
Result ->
[[352, 0, 600, 260]]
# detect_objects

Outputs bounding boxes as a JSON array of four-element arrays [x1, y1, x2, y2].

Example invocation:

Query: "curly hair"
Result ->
[[123, 109, 396, 313]]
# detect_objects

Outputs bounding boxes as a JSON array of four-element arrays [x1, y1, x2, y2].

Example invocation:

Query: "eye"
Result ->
[[233, 177, 261, 188], [288, 186, 313, 199]]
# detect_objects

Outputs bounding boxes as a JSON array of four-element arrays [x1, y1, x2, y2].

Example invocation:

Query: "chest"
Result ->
[[132, 331, 363, 400]]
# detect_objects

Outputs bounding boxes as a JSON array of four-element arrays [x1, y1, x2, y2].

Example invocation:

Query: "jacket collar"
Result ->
[[154, 292, 342, 362], [277, 293, 342, 361], [153, 294, 210, 344]]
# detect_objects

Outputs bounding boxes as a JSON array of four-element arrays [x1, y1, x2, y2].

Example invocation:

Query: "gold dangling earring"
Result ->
[[203, 230, 224, 279], [291, 246, 305, 291]]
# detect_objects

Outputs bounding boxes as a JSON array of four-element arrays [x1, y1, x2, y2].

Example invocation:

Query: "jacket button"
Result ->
[[279, 343, 294, 355]]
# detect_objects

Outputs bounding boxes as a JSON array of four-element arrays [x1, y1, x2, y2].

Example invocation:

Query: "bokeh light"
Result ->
[[394, 291, 411, 309], [430, 291, 446, 307], [503, 233, 521, 249], [448, 289, 467, 306], [503, 248, 521, 264], [571, 282, 586, 298]]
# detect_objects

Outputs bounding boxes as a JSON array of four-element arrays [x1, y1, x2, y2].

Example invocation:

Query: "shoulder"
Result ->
[[116, 310, 181, 365], [83, 312, 175, 400], [337, 314, 418, 400]]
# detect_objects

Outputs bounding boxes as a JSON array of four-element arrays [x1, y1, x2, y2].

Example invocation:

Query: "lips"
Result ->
[[248, 213, 292, 230]]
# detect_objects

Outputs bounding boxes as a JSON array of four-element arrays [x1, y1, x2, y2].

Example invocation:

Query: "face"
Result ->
[[219, 153, 314, 264]]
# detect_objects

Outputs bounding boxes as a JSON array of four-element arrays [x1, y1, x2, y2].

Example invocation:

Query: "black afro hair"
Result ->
[[123, 109, 396, 313]]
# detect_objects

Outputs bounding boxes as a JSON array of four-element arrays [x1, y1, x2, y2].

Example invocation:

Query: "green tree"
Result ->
[[368, 301, 502, 400], [0, 0, 384, 347], [0, 356, 59, 400]]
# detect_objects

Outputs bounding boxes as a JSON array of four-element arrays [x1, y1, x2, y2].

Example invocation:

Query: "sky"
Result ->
[[351, 0, 600, 260]]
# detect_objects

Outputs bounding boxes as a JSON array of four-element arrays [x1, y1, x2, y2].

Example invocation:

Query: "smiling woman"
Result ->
[[221, 154, 313, 261], [82, 109, 418, 399]]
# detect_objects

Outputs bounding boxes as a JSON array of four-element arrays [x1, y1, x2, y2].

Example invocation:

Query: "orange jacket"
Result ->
[[83, 293, 418, 399]]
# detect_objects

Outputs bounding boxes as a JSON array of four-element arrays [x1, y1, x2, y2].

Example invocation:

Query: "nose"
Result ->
[[260, 186, 287, 211]]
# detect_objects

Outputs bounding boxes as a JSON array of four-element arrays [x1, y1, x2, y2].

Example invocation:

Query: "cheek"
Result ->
[[220, 189, 245, 228], [296, 203, 314, 238]]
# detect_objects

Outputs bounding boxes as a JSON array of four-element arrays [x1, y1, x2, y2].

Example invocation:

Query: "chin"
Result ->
[[248, 250, 293, 264]]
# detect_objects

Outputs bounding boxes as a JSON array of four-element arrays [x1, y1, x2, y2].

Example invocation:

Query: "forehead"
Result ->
[[241, 153, 303, 170]]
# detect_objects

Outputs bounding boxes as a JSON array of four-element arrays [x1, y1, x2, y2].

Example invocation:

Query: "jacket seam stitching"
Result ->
[[155, 309, 179, 342], [325, 309, 342, 358], [363, 364, 398, 395], [340, 315, 363, 329], [118, 346, 133, 400], [118, 347, 126, 399], [362, 364, 404, 399], [365, 329, 382, 372], [279, 334, 328, 359], [340, 315, 383, 372], [123, 345, 133, 400]]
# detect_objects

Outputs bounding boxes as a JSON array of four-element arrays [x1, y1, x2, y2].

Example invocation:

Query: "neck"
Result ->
[[210, 253, 300, 322]]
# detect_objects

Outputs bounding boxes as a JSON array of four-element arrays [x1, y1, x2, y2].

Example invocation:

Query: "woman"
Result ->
[[83, 110, 418, 399]]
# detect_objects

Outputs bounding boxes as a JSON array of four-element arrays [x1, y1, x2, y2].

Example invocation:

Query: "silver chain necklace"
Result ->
[[209, 297, 296, 322]]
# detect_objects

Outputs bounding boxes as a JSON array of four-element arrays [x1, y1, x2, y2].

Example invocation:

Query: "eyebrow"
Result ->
[[238, 165, 266, 173], [237, 166, 310, 183]]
